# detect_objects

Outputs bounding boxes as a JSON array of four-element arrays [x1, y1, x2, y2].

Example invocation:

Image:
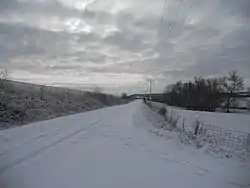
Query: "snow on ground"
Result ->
[[151, 102, 250, 133], [0, 100, 249, 188]]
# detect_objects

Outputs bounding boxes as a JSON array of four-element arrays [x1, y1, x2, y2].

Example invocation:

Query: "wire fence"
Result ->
[[5, 80, 92, 99], [146, 100, 250, 152], [181, 119, 249, 151]]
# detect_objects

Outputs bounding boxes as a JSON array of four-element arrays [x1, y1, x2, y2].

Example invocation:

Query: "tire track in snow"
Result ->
[[0, 128, 62, 157], [0, 116, 115, 175]]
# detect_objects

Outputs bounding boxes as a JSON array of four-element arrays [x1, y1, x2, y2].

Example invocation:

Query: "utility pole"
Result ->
[[148, 79, 153, 101]]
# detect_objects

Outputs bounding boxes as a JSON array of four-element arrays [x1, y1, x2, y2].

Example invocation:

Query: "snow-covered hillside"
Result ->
[[0, 80, 126, 129], [0, 100, 249, 188]]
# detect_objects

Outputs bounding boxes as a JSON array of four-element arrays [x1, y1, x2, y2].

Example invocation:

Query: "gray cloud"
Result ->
[[1, 0, 250, 94]]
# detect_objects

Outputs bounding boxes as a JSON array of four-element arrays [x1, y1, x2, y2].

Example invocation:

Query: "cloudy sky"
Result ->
[[1, 0, 250, 94]]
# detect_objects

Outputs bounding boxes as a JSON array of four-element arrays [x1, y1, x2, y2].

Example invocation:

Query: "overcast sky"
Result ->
[[1, 0, 250, 94]]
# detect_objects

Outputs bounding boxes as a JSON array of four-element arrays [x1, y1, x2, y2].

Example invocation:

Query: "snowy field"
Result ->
[[151, 102, 250, 133], [0, 100, 250, 188]]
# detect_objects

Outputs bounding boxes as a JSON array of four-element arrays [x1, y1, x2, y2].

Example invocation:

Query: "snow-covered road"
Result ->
[[0, 101, 249, 188]]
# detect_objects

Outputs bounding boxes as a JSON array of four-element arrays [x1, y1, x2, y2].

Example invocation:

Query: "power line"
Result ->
[[158, 0, 195, 38], [158, 0, 168, 37], [166, 0, 184, 36], [155, 0, 195, 90]]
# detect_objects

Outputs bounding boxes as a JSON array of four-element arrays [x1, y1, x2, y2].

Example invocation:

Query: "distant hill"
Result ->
[[0, 80, 127, 129]]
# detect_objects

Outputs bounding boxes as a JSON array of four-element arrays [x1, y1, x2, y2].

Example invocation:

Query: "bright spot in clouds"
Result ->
[[0, 0, 250, 94]]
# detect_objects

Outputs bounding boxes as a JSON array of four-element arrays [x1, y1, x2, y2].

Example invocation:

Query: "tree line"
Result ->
[[164, 71, 245, 112]]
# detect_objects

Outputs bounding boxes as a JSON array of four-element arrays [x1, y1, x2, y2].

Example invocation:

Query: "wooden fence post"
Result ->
[[182, 118, 185, 131], [194, 120, 199, 136]]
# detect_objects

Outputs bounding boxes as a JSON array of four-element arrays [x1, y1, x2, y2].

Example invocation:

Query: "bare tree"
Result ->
[[223, 71, 244, 113], [121, 93, 128, 99], [0, 67, 7, 110]]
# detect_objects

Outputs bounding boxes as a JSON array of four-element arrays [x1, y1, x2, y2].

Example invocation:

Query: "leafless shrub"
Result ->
[[93, 87, 103, 93], [40, 85, 46, 100], [0, 67, 7, 111], [158, 107, 166, 116], [121, 93, 128, 99], [0, 67, 7, 90]]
